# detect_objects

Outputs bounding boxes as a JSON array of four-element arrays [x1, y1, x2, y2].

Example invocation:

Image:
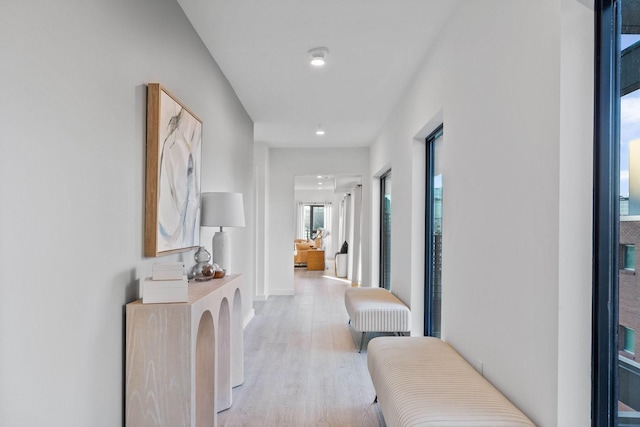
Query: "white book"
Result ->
[[152, 262, 184, 280]]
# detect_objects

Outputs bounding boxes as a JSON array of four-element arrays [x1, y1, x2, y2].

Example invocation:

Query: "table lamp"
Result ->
[[201, 192, 245, 273]]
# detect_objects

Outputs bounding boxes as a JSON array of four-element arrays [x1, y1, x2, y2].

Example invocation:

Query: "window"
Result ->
[[380, 171, 392, 290], [304, 205, 325, 240], [595, 0, 640, 423], [623, 326, 635, 354], [425, 125, 443, 338], [623, 244, 636, 271]]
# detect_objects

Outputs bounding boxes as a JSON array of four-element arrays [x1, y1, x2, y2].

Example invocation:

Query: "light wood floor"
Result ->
[[218, 264, 387, 427]]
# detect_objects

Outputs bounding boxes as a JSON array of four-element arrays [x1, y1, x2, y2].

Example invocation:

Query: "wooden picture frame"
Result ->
[[145, 83, 202, 257]]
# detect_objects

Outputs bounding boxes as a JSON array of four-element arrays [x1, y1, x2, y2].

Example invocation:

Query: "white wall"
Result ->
[[254, 141, 270, 301], [266, 148, 369, 295], [557, 0, 593, 424], [0, 1, 255, 425], [368, 0, 593, 425]]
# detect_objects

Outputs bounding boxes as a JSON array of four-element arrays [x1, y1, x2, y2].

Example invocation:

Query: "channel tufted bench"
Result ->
[[344, 287, 410, 352], [367, 336, 536, 427]]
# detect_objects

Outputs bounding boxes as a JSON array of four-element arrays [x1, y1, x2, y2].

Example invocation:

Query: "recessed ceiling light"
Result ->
[[309, 47, 329, 67], [316, 129, 325, 135], [317, 182, 322, 185]]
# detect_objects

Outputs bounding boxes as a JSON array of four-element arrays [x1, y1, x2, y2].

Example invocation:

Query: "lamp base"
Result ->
[[212, 230, 231, 273]]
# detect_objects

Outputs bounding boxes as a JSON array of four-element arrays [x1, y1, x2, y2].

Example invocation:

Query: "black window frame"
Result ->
[[593, 0, 620, 425], [380, 170, 392, 290], [424, 124, 443, 337]]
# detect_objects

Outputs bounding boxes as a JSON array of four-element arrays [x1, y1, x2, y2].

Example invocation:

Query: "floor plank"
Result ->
[[218, 265, 386, 427]]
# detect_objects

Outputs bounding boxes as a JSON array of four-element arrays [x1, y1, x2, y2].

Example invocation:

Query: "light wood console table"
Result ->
[[125, 274, 244, 427]]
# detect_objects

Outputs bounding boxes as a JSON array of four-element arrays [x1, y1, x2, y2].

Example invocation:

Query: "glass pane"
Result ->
[[431, 132, 443, 338], [313, 206, 324, 235], [619, 1, 640, 418], [381, 173, 392, 290]]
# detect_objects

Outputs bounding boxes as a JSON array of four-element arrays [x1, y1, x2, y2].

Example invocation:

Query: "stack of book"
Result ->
[[142, 262, 188, 304]]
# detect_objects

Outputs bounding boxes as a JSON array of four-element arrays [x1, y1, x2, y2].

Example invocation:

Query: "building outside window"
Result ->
[[617, 5, 640, 415]]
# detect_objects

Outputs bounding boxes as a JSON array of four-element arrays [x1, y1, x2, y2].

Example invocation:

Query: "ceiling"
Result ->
[[177, 0, 458, 148]]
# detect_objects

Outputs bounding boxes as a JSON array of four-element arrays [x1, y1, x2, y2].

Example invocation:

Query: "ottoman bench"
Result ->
[[367, 336, 536, 427], [344, 287, 411, 352]]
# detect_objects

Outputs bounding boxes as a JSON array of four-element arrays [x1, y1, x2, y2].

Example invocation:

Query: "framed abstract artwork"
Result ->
[[145, 83, 202, 257]]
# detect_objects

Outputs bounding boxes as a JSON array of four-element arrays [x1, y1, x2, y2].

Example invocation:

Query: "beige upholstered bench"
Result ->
[[344, 287, 410, 352], [367, 336, 536, 427]]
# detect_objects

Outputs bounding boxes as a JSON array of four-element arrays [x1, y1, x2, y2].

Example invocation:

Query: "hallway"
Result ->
[[218, 265, 385, 426]]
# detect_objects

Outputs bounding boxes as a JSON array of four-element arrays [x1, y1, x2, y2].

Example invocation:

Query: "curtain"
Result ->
[[351, 185, 362, 286], [338, 198, 345, 246], [344, 193, 352, 251], [295, 202, 305, 240], [323, 202, 332, 251]]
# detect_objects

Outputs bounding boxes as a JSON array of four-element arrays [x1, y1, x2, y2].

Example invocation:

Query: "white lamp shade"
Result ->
[[201, 192, 245, 228]]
